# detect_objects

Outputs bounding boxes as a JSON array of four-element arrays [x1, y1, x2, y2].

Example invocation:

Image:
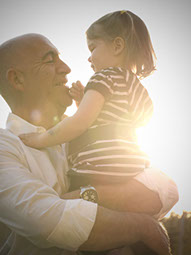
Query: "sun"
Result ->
[[136, 127, 151, 154], [136, 120, 157, 163]]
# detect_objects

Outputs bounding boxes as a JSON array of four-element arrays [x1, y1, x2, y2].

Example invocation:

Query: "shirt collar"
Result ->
[[6, 113, 46, 136]]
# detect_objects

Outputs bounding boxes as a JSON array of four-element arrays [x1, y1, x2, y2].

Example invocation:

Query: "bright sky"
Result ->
[[0, 0, 190, 216]]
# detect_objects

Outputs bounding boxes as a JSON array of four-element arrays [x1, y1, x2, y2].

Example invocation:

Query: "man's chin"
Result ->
[[58, 98, 72, 115], [54, 92, 73, 109], [64, 96, 73, 107], [53, 86, 73, 107]]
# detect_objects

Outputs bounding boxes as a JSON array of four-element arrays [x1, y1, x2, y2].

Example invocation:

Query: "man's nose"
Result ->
[[57, 59, 71, 74], [88, 56, 91, 63]]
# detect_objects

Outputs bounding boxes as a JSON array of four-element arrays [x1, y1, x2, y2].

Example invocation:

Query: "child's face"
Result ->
[[87, 38, 117, 72]]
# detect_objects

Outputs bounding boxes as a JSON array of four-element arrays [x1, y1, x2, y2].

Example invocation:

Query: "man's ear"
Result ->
[[6, 68, 25, 91], [113, 37, 125, 55]]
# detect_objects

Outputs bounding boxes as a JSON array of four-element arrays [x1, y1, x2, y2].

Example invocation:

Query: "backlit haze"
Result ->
[[0, 0, 191, 216]]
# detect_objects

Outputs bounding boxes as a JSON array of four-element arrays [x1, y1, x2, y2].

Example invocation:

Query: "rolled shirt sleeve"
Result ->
[[47, 199, 97, 250], [0, 130, 97, 251]]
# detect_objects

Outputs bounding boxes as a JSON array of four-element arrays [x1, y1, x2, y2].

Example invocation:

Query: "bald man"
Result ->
[[0, 34, 178, 255]]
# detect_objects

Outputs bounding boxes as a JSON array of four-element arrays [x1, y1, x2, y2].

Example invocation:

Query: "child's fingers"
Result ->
[[71, 82, 80, 91], [76, 80, 84, 90], [69, 88, 80, 97], [19, 133, 39, 145], [19, 134, 30, 141], [69, 81, 84, 105], [70, 84, 84, 98], [19, 133, 35, 138], [71, 81, 84, 91], [19, 134, 26, 139], [19, 133, 43, 148]]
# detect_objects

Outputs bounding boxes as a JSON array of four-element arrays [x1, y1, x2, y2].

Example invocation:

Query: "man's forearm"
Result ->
[[79, 206, 141, 251]]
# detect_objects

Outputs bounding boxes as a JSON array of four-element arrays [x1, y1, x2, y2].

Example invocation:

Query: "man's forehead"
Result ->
[[23, 35, 59, 58]]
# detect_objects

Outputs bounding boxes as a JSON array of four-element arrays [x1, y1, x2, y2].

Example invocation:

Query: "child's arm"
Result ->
[[19, 90, 105, 148]]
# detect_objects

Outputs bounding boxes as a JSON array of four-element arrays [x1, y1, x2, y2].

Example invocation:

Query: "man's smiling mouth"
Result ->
[[55, 82, 65, 87], [55, 78, 68, 87]]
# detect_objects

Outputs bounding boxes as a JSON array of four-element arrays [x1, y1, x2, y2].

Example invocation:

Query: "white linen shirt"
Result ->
[[0, 113, 97, 255]]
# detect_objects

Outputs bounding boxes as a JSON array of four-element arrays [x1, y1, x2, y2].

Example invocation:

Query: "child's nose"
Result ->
[[88, 57, 91, 63]]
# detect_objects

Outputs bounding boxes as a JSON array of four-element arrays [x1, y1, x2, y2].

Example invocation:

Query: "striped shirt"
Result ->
[[68, 67, 153, 184]]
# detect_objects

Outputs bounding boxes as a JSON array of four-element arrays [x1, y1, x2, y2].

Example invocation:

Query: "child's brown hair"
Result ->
[[86, 10, 156, 79]]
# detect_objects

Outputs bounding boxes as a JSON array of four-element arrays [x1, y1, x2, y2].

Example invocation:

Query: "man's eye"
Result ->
[[46, 59, 54, 63], [44, 56, 54, 63], [90, 47, 95, 52]]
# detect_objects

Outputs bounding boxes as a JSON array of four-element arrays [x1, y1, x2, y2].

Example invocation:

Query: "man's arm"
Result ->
[[0, 133, 162, 252], [79, 206, 171, 255], [0, 133, 173, 254]]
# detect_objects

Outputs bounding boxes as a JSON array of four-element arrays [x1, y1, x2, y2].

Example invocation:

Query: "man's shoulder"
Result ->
[[0, 128, 21, 148], [0, 127, 17, 138]]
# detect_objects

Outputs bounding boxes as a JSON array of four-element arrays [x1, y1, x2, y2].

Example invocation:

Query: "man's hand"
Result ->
[[141, 215, 172, 255], [69, 80, 84, 107]]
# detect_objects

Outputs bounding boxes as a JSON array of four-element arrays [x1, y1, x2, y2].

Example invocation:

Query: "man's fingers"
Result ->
[[142, 216, 171, 255], [159, 224, 172, 255]]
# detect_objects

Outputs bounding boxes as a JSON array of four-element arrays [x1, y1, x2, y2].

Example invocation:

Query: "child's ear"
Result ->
[[113, 37, 125, 55], [6, 68, 25, 91]]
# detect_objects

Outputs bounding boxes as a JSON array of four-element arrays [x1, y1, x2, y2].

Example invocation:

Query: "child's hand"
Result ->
[[19, 132, 46, 149], [69, 80, 84, 107]]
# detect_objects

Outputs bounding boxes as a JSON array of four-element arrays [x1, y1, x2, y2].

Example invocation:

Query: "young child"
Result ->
[[20, 10, 156, 190]]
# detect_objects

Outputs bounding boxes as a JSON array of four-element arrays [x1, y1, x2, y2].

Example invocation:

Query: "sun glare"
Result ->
[[66, 101, 157, 163], [136, 121, 156, 163]]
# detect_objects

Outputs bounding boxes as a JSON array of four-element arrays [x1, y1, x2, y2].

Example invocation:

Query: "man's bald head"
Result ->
[[0, 33, 50, 104], [0, 33, 48, 65]]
